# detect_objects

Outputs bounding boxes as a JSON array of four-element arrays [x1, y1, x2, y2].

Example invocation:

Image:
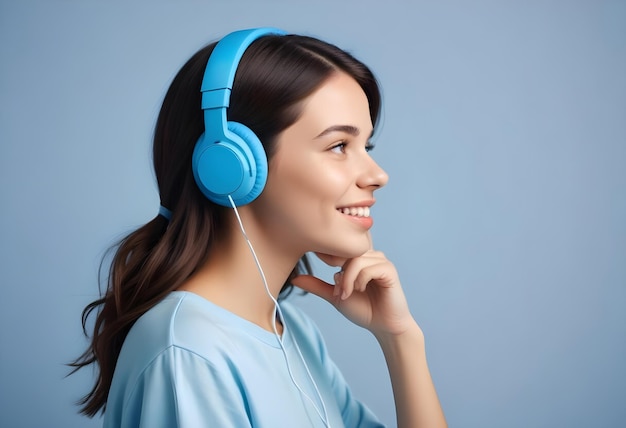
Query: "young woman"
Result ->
[[71, 28, 446, 428]]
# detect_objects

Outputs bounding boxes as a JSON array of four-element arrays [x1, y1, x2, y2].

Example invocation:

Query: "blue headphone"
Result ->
[[192, 27, 286, 207]]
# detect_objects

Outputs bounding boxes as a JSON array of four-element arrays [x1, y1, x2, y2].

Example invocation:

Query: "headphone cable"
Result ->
[[228, 195, 331, 428]]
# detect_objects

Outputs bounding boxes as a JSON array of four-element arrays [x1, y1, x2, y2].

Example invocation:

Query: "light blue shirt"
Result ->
[[104, 291, 384, 427]]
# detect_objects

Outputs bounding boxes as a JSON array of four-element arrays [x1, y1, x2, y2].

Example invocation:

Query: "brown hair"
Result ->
[[70, 32, 382, 417]]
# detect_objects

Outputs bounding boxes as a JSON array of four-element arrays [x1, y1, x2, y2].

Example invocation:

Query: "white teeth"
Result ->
[[338, 207, 370, 217]]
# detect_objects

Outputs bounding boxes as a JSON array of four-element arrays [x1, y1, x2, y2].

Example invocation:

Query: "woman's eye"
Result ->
[[330, 142, 347, 153], [330, 142, 375, 154]]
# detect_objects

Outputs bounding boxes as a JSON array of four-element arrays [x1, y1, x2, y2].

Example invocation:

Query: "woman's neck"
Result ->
[[177, 208, 301, 333]]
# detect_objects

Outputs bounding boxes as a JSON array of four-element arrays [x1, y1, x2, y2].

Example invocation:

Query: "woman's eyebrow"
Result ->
[[315, 124, 360, 139], [315, 125, 374, 139]]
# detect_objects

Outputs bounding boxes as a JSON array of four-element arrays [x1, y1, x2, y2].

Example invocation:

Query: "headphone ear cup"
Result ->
[[226, 121, 268, 206], [192, 121, 268, 207]]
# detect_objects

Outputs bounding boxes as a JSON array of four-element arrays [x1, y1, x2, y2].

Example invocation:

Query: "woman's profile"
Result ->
[[70, 27, 447, 428]]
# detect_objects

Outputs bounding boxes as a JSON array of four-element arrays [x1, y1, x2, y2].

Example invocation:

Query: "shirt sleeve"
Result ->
[[118, 345, 252, 428]]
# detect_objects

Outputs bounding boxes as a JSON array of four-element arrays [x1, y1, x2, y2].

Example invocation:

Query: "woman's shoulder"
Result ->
[[112, 292, 253, 392], [127, 291, 256, 355], [122, 292, 328, 367], [118, 292, 202, 366]]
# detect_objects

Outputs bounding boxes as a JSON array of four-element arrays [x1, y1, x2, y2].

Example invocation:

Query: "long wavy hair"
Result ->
[[69, 32, 382, 417]]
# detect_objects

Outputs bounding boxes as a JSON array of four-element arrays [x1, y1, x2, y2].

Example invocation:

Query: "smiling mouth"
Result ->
[[337, 207, 371, 217]]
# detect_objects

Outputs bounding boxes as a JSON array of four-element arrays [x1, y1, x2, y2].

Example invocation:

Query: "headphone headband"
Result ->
[[201, 28, 286, 110]]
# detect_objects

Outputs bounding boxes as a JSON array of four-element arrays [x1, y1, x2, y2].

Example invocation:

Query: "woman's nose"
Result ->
[[358, 155, 389, 189]]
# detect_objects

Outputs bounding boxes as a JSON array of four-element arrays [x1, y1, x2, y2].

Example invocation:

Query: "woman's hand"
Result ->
[[291, 236, 416, 338], [293, 236, 447, 428]]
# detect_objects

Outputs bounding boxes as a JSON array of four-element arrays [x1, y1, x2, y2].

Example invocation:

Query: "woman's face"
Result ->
[[251, 71, 388, 258]]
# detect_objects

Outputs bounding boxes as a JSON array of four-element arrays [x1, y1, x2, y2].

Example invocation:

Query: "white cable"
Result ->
[[228, 195, 331, 428]]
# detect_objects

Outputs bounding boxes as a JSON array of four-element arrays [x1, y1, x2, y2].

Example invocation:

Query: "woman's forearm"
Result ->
[[376, 322, 447, 428]]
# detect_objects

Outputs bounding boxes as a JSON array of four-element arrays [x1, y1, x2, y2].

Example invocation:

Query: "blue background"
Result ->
[[1, 1, 625, 427]]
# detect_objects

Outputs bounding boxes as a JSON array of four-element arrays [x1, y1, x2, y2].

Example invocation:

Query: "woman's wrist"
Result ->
[[374, 319, 425, 352]]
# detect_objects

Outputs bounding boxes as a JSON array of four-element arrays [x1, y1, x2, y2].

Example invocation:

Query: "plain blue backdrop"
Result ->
[[1, 1, 625, 427]]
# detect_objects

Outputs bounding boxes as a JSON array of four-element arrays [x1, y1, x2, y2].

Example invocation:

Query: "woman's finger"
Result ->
[[291, 275, 337, 303], [354, 262, 396, 291], [335, 254, 397, 298]]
